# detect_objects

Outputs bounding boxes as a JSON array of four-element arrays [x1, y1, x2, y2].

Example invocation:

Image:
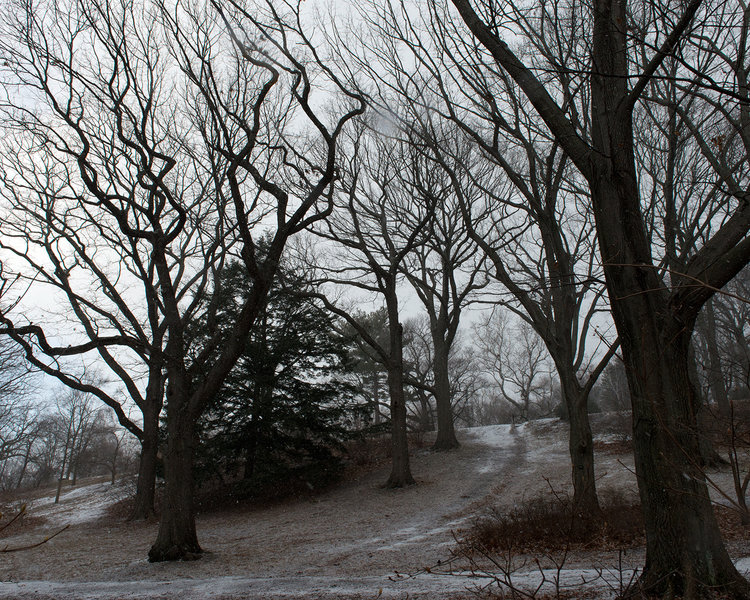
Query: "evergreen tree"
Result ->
[[192, 256, 360, 496]]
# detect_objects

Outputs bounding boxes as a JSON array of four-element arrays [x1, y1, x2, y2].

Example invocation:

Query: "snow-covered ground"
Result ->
[[0, 419, 747, 599], [28, 480, 134, 527]]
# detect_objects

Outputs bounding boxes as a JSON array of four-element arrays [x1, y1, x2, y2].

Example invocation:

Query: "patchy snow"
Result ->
[[26, 480, 133, 527], [0, 575, 481, 600], [594, 432, 632, 444], [466, 423, 516, 447], [0, 417, 748, 599]]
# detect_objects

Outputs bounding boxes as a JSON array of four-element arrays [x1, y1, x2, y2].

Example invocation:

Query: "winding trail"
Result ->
[[0, 422, 633, 599]]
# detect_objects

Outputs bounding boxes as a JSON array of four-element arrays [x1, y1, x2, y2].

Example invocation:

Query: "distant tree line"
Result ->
[[0, 370, 137, 495]]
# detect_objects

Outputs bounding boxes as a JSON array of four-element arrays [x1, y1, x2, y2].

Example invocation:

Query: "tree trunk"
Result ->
[[373, 371, 381, 425], [589, 95, 747, 598], [148, 378, 201, 562], [55, 434, 71, 504], [54, 476, 65, 504], [703, 299, 730, 418], [418, 392, 434, 432], [130, 403, 160, 520], [431, 339, 459, 450], [561, 377, 601, 520], [15, 442, 32, 489], [587, 0, 749, 593], [242, 410, 261, 481], [385, 323, 415, 488], [591, 148, 749, 597], [625, 324, 745, 596]]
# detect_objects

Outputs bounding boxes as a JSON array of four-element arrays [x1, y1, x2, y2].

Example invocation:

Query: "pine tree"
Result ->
[[192, 256, 360, 497]]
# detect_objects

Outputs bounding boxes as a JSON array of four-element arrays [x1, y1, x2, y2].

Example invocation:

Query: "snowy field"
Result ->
[[0, 418, 748, 599]]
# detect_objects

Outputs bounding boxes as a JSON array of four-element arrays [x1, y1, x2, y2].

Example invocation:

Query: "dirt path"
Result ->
[[0, 425, 539, 599], [6, 419, 734, 599]]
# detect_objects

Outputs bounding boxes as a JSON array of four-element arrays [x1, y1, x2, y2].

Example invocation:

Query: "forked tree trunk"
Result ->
[[589, 0, 748, 593], [385, 323, 415, 488], [591, 152, 749, 596], [589, 83, 747, 597], [431, 341, 459, 450], [446, 0, 748, 591], [148, 379, 200, 562]]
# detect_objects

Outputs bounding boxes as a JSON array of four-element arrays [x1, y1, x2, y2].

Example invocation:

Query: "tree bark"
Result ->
[[385, 323, 415, 487], [431, 339, 459, 450], [587, 0, 748, 593], [450, 0, 750, 591], [55, 428, 72, 504], [130, 402, 160, 520], [561, 376, 601, 519], [147, 377, 201, 562], [624, 320, 744, 596]]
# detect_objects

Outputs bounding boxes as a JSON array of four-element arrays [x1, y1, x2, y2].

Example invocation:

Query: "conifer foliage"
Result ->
[[192, 254, 360, 496]]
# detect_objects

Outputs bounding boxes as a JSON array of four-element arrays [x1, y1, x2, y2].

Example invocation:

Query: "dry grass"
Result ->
[[462, 491, 750, 560], [0, 504, 47, 535]]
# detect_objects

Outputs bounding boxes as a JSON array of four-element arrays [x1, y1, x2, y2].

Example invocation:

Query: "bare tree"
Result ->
[[51, 388, 105, 502], [99, 425, 136, 486], [693, 268, 750, 415], [596, 359, 631, 413], [0, 176, 167, 518], [475, 310, 555, 422], [0, 0, 363, 562], [0, 0, 203, 517], [449, 0, 750, 593], [403, 318, 437, 433], [403, 316, 482, 433], [335, 0, 617, 518], [26, 416, 62, 488], [399, 142, 487, 449], [306, 122, 433, 487], [0, 337, 37, 483]]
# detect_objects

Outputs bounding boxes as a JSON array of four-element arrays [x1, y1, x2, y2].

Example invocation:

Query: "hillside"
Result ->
[[0, 417, 748, 599]]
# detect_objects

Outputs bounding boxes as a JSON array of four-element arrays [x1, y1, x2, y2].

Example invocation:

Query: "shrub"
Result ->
[[463, 491, 645, 555]]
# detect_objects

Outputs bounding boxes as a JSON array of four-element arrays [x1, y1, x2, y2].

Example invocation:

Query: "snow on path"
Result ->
[[0, 420, 723, 599], [0, 425, 533, 598]]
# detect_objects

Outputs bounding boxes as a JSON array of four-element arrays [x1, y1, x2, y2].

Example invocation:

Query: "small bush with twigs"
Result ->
[[463, 490, 645, 557]]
